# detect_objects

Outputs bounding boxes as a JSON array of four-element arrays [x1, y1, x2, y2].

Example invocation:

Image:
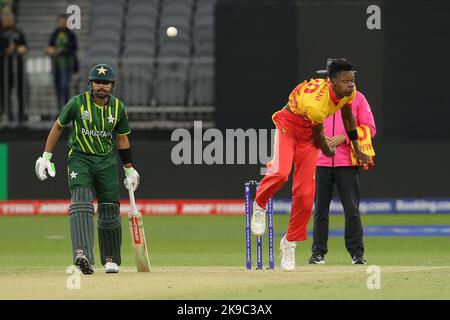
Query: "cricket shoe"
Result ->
[[105, 262, 120, 273], [105, 257, 120, 273], [251, 201, 266, 236], [307, 253, 325, 264], [280, 235, 296, 271], [352, 255, 367, 265], [75, 254, 94, 275]]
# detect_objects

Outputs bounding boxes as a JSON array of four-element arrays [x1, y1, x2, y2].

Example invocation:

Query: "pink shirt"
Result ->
[[317, 91, 377, 167]]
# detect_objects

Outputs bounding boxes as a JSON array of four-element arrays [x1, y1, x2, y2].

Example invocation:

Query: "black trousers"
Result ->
[[312, 166, 364, 258]]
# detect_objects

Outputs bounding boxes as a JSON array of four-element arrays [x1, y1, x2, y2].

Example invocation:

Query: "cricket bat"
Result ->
[[128, 188, 151, 272]]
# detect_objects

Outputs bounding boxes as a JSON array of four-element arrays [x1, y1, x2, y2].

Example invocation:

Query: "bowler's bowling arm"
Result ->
[[312, 123, 335, 157]]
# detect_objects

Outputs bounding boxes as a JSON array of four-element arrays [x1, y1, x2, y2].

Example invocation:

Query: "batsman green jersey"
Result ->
[[58, 91, 130, 156]]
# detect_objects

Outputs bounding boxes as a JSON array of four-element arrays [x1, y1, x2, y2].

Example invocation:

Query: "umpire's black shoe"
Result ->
[[352, 255, 367, 265], [75, 255, 95, 275], [307, 254, 325, 264]]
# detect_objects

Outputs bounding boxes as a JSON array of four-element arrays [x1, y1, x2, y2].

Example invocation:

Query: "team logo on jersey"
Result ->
[[81, 110, 91, 121], [107, 114, 115, 124]]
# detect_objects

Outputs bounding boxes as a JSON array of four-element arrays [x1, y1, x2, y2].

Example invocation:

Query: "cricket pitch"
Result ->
[[1, 265, 449, 300]]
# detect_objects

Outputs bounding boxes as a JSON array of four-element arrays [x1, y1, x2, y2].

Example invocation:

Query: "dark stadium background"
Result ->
[[1, 0, 449, 201]]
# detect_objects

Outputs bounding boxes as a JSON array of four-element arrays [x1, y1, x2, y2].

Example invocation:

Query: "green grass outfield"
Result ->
[[0, 214, 449, 299]]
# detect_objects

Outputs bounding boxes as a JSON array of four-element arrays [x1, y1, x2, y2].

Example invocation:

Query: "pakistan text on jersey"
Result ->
[[81, 128, 112, 138]]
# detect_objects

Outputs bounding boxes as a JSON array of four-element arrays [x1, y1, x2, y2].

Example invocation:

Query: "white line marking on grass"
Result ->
[[385, 266, 450, 273], [44, 235, 65, 240]]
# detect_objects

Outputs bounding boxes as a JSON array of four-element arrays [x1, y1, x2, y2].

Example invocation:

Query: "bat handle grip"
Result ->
[[128, 188, 137, 213]]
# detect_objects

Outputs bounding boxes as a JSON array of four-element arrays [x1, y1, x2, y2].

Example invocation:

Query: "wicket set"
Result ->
[[245, 180, 274, 270]]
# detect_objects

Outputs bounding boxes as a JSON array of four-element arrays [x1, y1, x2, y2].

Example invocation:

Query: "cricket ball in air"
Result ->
[[166, 27, 178, 37]]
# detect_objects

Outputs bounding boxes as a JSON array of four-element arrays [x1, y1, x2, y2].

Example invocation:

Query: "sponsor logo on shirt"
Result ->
[[81, 128, 111, 138]]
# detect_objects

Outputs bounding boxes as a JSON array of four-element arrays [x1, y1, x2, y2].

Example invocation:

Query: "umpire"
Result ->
[[308, 59, 377, 265], [35, 64, 140, 274]]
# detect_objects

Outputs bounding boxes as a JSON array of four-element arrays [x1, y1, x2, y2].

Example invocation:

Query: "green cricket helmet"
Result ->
[[88, 63, 115, 82]]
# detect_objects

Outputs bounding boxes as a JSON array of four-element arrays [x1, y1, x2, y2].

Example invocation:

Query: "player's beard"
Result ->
[[94, 88, 110, 99]]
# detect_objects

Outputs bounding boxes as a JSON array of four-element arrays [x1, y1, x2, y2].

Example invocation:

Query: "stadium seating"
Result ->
[[119, 61, 154, 106], [3, 0, 216, 129], [153, 61, 189, 106], [188, 59, 214, 106], [85, 0, 217, 109]]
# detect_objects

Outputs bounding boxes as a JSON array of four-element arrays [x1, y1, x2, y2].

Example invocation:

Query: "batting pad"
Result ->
[[97, 203, 122, 265], [69, 187, 95, 265]]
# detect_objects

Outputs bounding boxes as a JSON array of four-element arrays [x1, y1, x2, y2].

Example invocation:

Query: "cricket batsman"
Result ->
[[250, 59, 370, 271], [34, 64, 140, 275]]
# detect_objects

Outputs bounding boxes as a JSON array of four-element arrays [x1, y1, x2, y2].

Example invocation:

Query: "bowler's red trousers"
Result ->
[[255, 107, 319, 242]]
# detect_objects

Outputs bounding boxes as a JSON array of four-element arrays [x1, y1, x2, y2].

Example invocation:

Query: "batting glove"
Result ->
[[124, 166, 140, 191], [35, 151, 56, 181]]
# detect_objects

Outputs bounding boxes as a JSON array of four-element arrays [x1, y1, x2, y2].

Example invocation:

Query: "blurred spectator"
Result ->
[[1, 2, 14, 15], [44, 14, 78, 110], [0, 11, 27, 121]]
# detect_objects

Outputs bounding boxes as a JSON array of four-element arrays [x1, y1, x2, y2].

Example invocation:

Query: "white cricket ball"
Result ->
[[166, 27, 178, 37]]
